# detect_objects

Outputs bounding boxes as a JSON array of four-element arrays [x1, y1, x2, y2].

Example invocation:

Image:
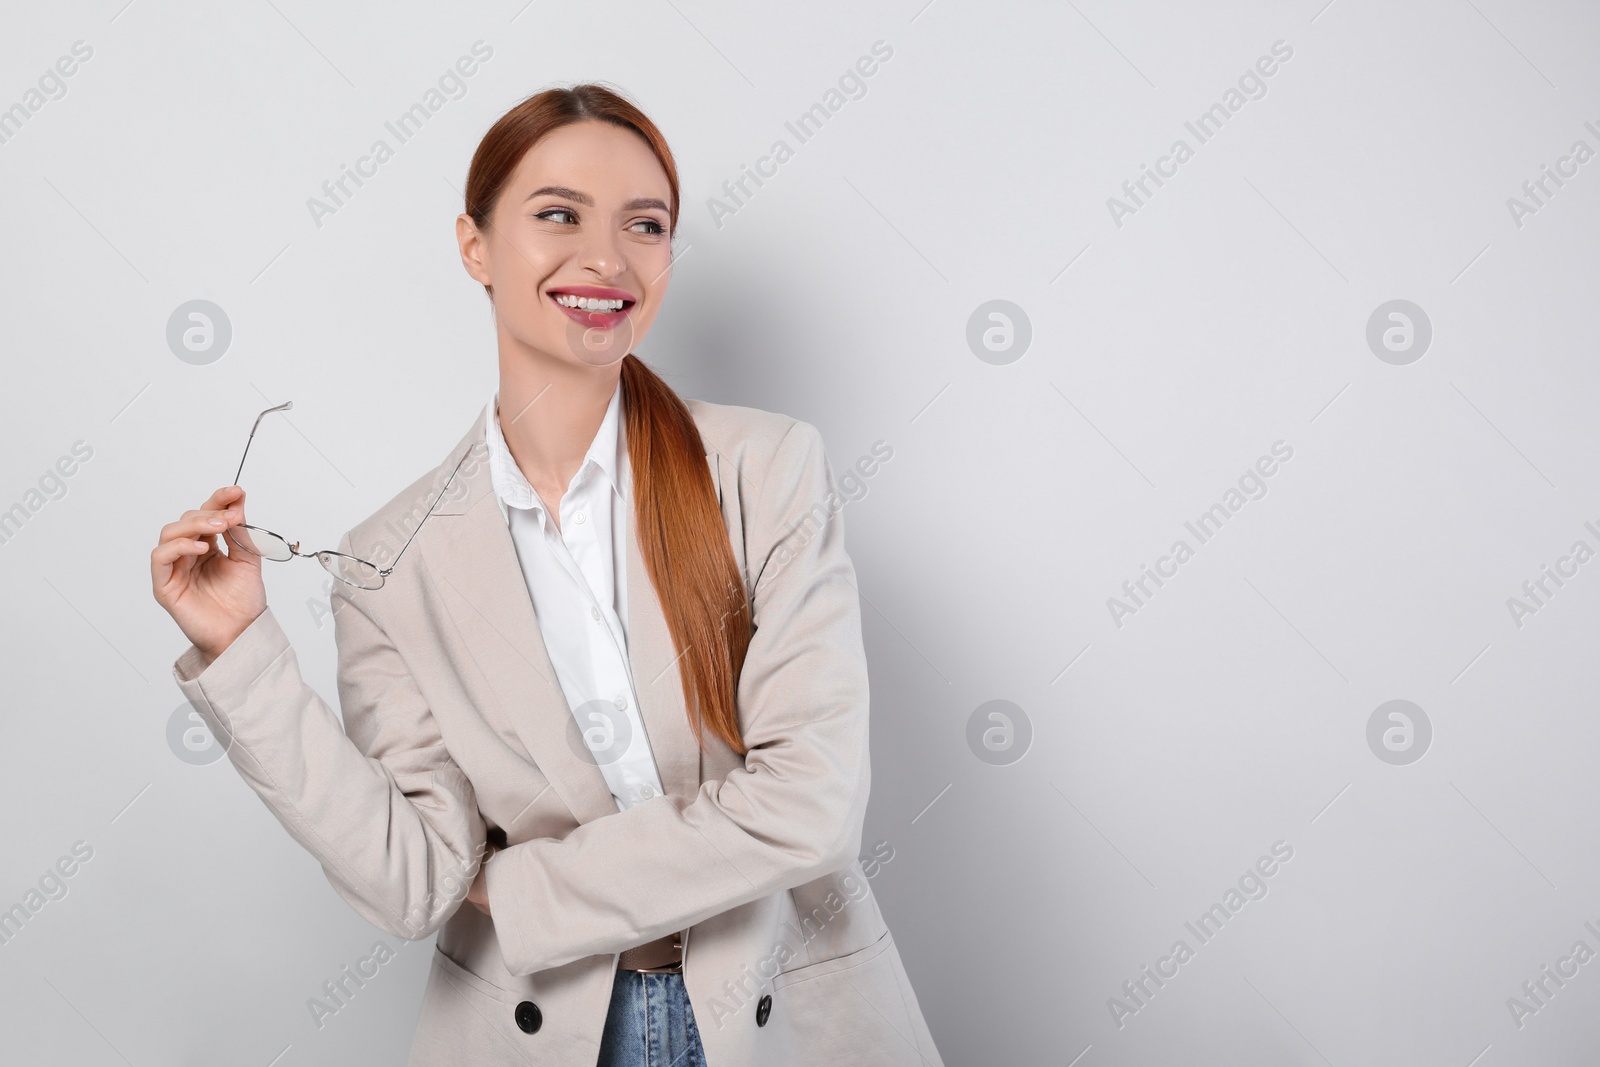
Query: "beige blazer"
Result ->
[[173, 398, 944, 1067]]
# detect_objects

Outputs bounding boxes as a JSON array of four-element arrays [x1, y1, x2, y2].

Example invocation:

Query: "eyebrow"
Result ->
[[525, 185, 670, 213]]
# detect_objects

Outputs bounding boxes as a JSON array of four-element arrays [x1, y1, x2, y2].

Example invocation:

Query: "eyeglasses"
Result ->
[[224, 401, 470, 589]]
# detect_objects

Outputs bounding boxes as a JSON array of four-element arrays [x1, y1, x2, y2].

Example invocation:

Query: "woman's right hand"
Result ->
[[151, 485, 267, 667]]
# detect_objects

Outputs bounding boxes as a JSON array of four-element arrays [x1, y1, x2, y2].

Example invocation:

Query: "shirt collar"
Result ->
[[484, 379, 626, 514]]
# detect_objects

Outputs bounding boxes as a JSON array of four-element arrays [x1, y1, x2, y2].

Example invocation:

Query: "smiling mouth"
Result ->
[[548, 292, 636, 313]]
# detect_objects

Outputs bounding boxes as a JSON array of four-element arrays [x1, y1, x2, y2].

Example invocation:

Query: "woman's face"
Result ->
[[458, 119, 674, 369]]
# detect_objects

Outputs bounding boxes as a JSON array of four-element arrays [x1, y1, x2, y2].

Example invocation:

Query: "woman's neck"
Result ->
[[496, 349, 619, 510]]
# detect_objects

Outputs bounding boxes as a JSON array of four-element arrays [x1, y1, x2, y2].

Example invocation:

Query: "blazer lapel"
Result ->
[[419, 407, 718, 826], [623, 483, 700, 806]]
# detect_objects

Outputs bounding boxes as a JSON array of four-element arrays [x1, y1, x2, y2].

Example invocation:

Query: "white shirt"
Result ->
[[484, 382, 667, 812]]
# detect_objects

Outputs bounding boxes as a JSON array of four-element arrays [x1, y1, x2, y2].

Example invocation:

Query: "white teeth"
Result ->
[[553, 293, 627, 311]]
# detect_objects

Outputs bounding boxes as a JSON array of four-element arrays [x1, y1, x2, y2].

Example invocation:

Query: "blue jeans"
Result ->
[[596, 968, 707, 1067]]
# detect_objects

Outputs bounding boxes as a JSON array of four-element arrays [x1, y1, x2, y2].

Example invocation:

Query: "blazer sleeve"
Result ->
[[171, 546, 488, 943], [484, 418, 872, 976]]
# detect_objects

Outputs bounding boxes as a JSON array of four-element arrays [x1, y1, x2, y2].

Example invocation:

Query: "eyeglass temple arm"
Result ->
[[233, 401, 294, 487], [381, 447, 473, 576]]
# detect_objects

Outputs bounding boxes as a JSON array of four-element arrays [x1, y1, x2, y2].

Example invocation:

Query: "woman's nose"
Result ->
[[577, 230, 628, 279]]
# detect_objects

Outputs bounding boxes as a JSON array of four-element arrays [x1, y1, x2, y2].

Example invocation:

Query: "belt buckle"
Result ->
[[631, 960, 683, 975], [623, 932, 683, 974]]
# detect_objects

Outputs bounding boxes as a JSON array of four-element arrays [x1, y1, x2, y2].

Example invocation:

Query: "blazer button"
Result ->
[[755, 993, 772, 1027], [514, 1000, 543, 1034]]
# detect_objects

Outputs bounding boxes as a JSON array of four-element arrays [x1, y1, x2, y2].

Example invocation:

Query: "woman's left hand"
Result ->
[[468, 843, 498, 916]]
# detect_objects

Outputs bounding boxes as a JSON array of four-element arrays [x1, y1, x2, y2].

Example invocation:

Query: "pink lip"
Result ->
[[547, 286, 636, 330]]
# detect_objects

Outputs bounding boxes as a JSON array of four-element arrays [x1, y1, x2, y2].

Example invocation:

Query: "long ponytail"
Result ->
[[619, 354, 751, 754]]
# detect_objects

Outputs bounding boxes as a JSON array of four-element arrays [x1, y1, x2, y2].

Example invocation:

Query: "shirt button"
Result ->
[[574, 512, 586, 524], [591, 605, 601, 622], [614, 694, 628, 710], [638, 784, 656, 800]]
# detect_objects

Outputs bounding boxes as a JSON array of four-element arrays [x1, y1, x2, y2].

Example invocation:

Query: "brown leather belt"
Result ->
[[617, 931, 684, 973]]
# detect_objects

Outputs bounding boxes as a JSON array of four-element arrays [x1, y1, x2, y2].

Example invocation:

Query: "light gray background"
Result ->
[[2, 0, 1597, 1064]]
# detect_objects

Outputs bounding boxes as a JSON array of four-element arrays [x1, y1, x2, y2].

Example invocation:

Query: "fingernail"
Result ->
[[209, 519, 225, 527]]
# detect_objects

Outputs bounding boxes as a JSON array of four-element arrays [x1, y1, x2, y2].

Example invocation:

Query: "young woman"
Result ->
[[150, 84, 943, 1067]]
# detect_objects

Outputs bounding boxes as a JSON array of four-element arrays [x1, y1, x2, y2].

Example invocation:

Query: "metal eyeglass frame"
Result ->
[[225, 400, 470, 589]]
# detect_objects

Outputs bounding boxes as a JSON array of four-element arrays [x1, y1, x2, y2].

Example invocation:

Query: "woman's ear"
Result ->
[[456, 212, 493, 289]]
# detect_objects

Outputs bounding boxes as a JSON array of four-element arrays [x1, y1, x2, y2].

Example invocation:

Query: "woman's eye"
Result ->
[[536, 208, 577, 225], [632, 219, 665, 235]]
